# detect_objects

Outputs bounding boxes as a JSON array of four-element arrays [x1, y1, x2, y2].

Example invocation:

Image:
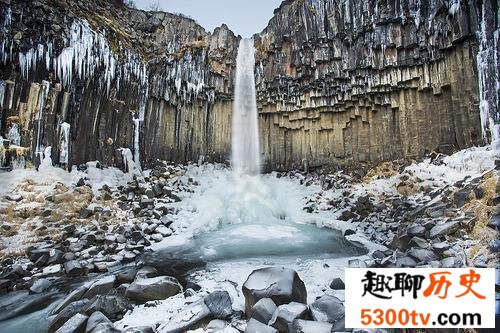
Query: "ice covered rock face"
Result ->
[[0, 0, 497, 171]]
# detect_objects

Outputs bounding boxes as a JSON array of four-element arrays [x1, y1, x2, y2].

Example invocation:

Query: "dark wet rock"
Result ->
[[454, 189, 471, 207], [396, 256, 418, 268], [30, 278, 52, 293], [250, 298, 277, 324], [85, 311, 111, 333], [269, 302, 308, 332], [52, 284, 90, 315], [408, 248, 438, 263], [84, 295, 131, 320], [407, 224, 426, 237], [83, 275, 116, 299], [125, 276, 182, 303], [204, 290, 233, 319], [409, 236, 429, 249], [55, 313, 88, 333], [245, 318, 278, 333], [291, 319, 332, 333], [49, 299, 90, 333], [329, 278, 345, 290], [116, 267, 137, 284], [309, 295, 344, 324], [432, 241, 451, 253], [429, 220, 460, 238], [242, 267, 307, 316], [64, 260, 85, 277]]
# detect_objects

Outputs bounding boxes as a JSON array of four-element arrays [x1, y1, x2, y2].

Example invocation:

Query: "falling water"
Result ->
[[232, 38, 260, 174]]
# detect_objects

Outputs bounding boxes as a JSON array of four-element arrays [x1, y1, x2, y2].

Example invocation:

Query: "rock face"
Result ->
[[0, 0, 498, 171], [254, 0, 498, 170]]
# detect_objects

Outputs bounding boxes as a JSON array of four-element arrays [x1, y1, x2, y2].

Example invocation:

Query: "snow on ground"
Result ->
[[0, 157, 133, 196], [353, 145, 497, 201]]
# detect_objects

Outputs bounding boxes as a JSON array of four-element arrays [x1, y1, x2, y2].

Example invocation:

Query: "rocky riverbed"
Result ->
[[0, 145, 498, 332]]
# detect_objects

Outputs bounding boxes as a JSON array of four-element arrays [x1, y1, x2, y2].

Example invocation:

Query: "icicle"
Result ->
[[119, 148, 136, 174], [35, 81, 50, 161], [7, 123, 20, 146], [59, 122, 70, 165], [133, 118, 141, 171]]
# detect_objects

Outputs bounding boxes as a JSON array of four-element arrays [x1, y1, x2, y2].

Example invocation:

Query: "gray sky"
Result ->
[[134, 0, 283, 37]]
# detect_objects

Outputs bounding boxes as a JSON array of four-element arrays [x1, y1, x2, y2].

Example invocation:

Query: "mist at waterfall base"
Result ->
[[150, 39, 366, 266]]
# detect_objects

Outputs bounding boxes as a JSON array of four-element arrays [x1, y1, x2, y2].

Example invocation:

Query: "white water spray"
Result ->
[[232, 38, 261, 175]]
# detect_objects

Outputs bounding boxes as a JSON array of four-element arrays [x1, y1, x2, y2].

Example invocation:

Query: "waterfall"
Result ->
[[232, 38, 261, 175]]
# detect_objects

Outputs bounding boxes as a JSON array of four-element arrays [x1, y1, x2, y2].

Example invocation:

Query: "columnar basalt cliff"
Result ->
[[255, 0, 499, 170], [0, 0, 239, 170], [0, 0, 498, 172]]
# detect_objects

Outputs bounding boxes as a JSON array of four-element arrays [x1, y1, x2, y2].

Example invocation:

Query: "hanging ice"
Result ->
[[59, 122, 70, 165], [7, 123, 20, 146], [232, 38, 261, 175]]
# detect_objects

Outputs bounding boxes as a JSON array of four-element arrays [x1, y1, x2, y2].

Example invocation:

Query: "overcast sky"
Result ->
[[134, 0, 283, 37]]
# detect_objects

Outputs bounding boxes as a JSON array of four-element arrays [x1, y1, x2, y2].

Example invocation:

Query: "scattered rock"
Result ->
[[125, 276, 182, 303], [204, 290, 233, 319], [269, 302, 308, 332], [54, 313, 88, 333], [242, 267, 307, 316], [309, 295, 344, 324], [329, 278, 345, 290], [250, 298, 277, 324]]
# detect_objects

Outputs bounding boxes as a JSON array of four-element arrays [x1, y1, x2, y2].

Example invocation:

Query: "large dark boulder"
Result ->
[[242, 267, 307, 316], [125, 276, 182, 303]]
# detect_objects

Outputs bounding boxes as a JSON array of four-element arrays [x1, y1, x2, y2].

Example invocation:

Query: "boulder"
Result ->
[[329, 278, 345, 290], [30, 278, 53, 293], [64, 260, 85, 277], [84, 295, 131, 320], [83, 275, 116, 299], [49, 300, 90, 333], [55, 313, 88, 333], [245, 318, 278, 333], [250, 298, 277, 324], [407, 248, 438, 263], [308, 295, 344, 324], [125, 276, 182, 303], [429, 221, 460, 238], [85, 311, 111, 333], [52, 284, 91, 315], [242, 267, 307, 316], [269, 302, 308, 332], [204, 290, 233, 319], [157, 299, 210, 333]]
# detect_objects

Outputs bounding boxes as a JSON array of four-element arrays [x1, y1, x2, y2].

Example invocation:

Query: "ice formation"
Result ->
[[59, 122, 70, 165]]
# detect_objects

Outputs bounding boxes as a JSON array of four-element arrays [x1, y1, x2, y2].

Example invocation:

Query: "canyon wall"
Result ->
[[0, 0, 238, 170], [0, 0, 498, 172], [255, 0, 498, 170]]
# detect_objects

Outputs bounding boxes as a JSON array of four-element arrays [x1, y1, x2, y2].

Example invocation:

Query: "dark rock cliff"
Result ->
[[0, 0, 497, 171], [0, 0, 239, 170], [254, 0, 499, 170]]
